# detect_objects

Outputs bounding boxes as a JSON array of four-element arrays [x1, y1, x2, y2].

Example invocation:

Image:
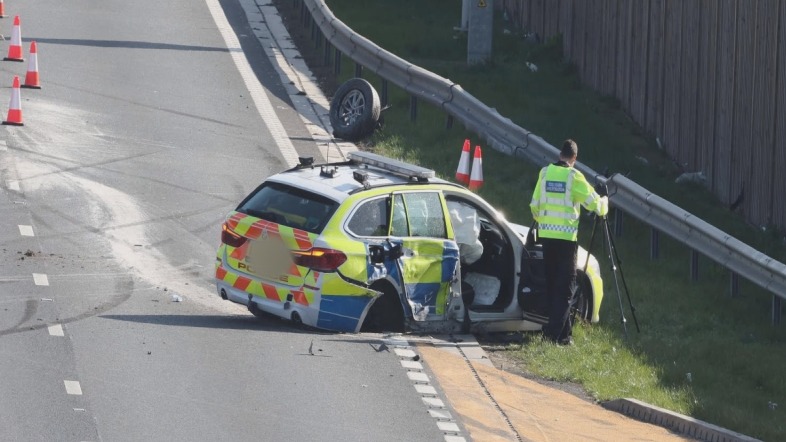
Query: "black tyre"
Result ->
[[571, 272, 593, 322], [329, 78, 381, 141], [361, 282, 405, 333]]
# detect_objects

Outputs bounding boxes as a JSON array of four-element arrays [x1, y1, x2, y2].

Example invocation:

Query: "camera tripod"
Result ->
[[582, 211, 640, 337]]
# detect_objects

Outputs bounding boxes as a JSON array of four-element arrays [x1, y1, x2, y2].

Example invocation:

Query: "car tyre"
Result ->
[[329, 78, 381, 141], [362, 282, 405, 333], [571, 272, 593, 323], [248, 296, 269, 320]]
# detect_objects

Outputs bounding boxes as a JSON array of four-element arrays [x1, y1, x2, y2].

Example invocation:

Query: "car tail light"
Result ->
[[292, 247, 347, 272], [221, 222, 247, 248]]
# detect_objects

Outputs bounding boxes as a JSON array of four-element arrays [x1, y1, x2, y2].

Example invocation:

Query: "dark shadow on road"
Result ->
[[99, 313, 334, 335], [26, 37, 231, 52]]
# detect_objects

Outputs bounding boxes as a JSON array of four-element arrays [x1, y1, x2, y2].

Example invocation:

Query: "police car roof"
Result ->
[[267, 153, 453, 203]]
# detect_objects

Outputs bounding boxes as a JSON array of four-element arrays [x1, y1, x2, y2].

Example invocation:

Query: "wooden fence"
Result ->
[[499, 0, 786, 231]]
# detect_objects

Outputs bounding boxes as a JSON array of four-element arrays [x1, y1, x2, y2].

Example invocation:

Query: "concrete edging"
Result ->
[[602, 398, 762, 442]]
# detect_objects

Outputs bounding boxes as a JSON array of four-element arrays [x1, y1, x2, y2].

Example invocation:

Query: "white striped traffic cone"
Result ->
[[4, 16, 23, 61], [455, 138, 471, 185], [22, 41, 40, 89], [468, 146, 483, 191], [3, 76, 23, 126]]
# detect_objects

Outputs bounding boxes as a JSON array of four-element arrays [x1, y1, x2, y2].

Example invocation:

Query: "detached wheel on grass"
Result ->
[[330, 78, 381, 141]]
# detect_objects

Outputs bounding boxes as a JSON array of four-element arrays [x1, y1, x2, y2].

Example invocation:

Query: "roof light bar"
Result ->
[[348, 151, 435, 180]]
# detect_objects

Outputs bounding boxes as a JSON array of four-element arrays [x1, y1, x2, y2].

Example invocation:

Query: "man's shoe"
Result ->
[[557, 337, 574, 346]]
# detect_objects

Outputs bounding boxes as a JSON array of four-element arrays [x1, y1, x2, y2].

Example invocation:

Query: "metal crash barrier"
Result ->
[[300, 0, 786, 323]]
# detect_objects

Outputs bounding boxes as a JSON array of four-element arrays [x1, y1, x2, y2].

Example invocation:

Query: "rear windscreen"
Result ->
[[237, 182, 339, 234]]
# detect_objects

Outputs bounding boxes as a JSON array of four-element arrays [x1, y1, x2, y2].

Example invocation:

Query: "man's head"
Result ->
[[560, 139, 578, 166]]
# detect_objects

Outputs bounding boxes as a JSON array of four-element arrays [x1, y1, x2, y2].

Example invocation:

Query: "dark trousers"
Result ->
[[541, 237, 578, 342]]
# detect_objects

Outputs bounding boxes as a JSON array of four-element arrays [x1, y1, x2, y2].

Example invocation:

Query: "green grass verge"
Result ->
[[277, 1, 786, 439]]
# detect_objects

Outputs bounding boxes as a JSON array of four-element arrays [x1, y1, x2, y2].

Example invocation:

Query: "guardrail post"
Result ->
[[650, 228, 659, 260], [613, 209, 623, 237], [310, 17, 317, 42], [300, 0, 307, 26], [334, 48, 341, 76], [446, 115, 454, 129], [316, 29, 323, 49], [410, 96, 418, 122], [381, 80, 388, 107], [690, 250, 699, 282], [324, 41, 331, 66], [730, 272, 739, 297], [772, 296, 782, 326], [355, 63, 363, 78]]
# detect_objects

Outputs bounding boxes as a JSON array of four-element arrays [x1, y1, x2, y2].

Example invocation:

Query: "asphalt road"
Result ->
[[0, 0, 455, 440]]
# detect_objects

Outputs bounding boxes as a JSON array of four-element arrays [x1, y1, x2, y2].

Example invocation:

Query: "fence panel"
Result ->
[[560, 0, 574, 60], [615, 1, 632, 107], [713, 0, 737, 205], [750, 0, 779, 226], [628, 1, 650, 124], [572, 0, 587, 80], [678, 0, 700, 169], [730, 3, 757, 217], [645, 0, 665, 137], [661, 0, 682, 159], [544, 0, 559, 39], [531, 0, 545, 37], [696, 1, 719, 184], [775, 2, 786, 230]]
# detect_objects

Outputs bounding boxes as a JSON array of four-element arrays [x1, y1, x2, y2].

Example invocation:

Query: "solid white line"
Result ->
[[204, 0, 300, 168], [18, 225, 34, 236], [8, 180, 19, 191], [48, 324, 64, 337], [64, 380, 82, 395], [33, 273, 49, 286]]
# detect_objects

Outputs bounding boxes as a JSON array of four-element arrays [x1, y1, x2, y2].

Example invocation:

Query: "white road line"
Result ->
[[407, 372, 430, 383], [415, 384, 437, 395], [445, 436, 467, 442], [401, 360, 423, 370], [394, 348, 417, 359], [204, 0, 300, 167], [18, 225, 34, 236], [429, 409, 452, 420], [423, 397, 446, 408], [48, 324, 64, 337], [33, 273, 49, 286], [64, 380, 82, 395], [437, 421, 461, 433], [8, 180, 19, 191]]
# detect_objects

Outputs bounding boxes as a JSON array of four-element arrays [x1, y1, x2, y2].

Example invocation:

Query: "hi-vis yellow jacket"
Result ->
[[530, 162, 608, 241]]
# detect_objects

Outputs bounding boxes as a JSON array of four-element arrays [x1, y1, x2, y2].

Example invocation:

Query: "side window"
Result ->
[[391, 194, 409, 237], [347, 197, 388, 237], [393, 192, 447, 239]]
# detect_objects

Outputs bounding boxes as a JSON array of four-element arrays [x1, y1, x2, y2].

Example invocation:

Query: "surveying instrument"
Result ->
[[582, 181, 640, 337]]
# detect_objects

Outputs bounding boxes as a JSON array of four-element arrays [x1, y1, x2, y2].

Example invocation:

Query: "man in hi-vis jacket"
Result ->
[[530, 139, 608, 345]]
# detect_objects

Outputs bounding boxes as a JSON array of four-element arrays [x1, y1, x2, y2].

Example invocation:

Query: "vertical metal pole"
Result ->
[[310, 17, 317, 42], [772, 296, 782, 326], [300, 1, 307, 26], [410, 96, 418, 122], [334, 48, 341, 76], [355, 63, 363, 78], [613, 209, 623, 237], [316, 29, 323, 49], [650, 228, 659, 260], [324, 41, 331, 66], [729, 272, 739, 298], [446, 115, 454, 129], [690, 250, 699, 282], [381, 80, 388, 107]]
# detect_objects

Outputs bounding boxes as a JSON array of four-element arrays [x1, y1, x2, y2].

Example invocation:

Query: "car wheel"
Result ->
[[572, 272, 593, 322], [362, 281, 405, 333], [248, 296, 269, 320], [329, 78, 381, 141]]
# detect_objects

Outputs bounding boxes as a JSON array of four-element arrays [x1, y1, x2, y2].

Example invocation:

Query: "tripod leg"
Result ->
[[582, 214, 599, 274], [602, 217, 629, 337], [605, 224, 641, 333]]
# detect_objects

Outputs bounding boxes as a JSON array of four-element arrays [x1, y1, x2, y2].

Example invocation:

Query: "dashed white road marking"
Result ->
[[33, 273, 49, 286], [401, 360, 423, 370], [429, 409, 452, 420], [415, 384, 437, 395], [423, 397, 446, 408], [18, 225, 34, 236], [64, 380, 82, 395], [407, 371, 430, 383], [437, 422, 461, 433], [8, 180, 19, 191], [394, 348, 417, 359], [48, 324, 64, 337]]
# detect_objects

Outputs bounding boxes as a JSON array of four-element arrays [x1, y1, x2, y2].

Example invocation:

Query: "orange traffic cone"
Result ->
[[455, 139, 471, 184], [22, 41, 40, 89], [0, 1, 6, 19], [468, 146, 483, 191], [4, 16, 23, 61], [3, 76, 23, 126]]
